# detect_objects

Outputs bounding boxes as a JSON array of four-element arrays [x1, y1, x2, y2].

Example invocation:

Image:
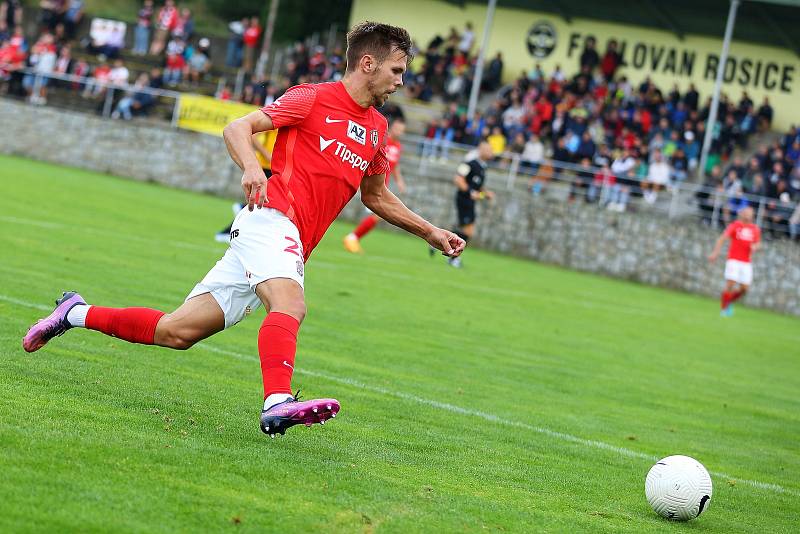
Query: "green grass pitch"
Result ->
[[0, 154, 798, 532]]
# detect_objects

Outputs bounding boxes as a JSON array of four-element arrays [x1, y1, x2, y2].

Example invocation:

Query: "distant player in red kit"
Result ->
[[343, 116, 407, 253], [708, 206, 761, 316], [22, 22, 465, 437]]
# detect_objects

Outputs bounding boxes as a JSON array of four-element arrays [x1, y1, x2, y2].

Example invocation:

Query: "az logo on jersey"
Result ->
[[347, 120, 366, 145]]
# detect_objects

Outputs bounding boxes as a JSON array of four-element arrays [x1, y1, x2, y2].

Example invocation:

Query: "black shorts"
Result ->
[[456, 197, 476, 226]]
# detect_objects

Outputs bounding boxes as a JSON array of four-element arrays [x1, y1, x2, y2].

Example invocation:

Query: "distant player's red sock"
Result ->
[[353, 215, 378, 239], [85, 307, 165, 345], [258, 312, 299, 398], [728, 289, 746, 304], [720, 291, 732, 309]]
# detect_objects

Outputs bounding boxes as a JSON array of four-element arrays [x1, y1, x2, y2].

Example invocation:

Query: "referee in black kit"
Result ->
[[436, 140, 495, 268]]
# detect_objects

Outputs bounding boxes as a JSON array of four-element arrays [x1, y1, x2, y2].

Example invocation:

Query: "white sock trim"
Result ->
[[66, 304, 91, 328], [263, 393, 293, 411]]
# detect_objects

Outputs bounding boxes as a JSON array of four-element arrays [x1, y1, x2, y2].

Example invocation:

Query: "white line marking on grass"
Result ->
[[0, 215, 63, 229], [196, 343, 799, 498], [0, 294, 51, 311], [0, 215, 217, 253], [3, 291, 799, 496]]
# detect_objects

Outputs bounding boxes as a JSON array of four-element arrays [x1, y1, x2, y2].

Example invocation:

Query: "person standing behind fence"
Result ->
[[149, 0, 177, 56], [22, 33, 56, 105], [225, 18, 247, 68], [242, 16, 261, 73], [0, 0, 23, 39]]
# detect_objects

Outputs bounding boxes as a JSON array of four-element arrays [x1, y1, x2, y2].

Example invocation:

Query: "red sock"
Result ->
[[85, 307, 165, 345], [258, 312, 300, 398], [729, 289, 746, 304], [353, 215, 378, 239], [721, 291, 731, 309]]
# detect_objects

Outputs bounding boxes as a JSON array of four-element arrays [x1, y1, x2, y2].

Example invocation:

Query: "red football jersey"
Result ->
[[384, 136, 402, 186], [260, 82, 390, 260], [724, 220, 760, 263]]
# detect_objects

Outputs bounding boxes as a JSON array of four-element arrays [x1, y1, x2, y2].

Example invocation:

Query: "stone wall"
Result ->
[[2, 98, 798, 315], [0, 99, 242, 197], [340, 169, 800, 316]]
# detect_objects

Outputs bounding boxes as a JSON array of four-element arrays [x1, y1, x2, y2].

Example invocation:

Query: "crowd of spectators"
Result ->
[[697, 126, 800, 238], [0, 0, 216, 115], [401, 22, 485, 103], [416, 30, 791, 222], [0, 0, 357, 119], [2, 6, 799, 238]]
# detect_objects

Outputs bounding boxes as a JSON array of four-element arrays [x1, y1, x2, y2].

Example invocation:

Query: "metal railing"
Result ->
[[4, 72, 797, 239], [10, 68, 183, 126], [403, 133, 800, 238]]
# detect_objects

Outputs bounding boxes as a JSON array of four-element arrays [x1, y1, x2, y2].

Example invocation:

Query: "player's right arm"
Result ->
[[223, 111, 274, 211], [224, 85, 316, 211]]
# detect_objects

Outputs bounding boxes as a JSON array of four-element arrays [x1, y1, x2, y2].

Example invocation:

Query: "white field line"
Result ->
[[2, 292, 796, 498], [0, 294, 51, 311], [197, 344, 798, 498], [3, 207, 800, 497], [0, 215, 211, 253]]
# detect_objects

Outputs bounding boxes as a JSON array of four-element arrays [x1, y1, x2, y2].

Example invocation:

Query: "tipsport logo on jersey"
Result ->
[[318, 135, 370, 171]]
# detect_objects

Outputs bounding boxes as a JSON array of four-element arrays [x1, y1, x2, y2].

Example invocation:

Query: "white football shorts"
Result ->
[[186, 207, 305, 328], [724, 259, 753, 286]]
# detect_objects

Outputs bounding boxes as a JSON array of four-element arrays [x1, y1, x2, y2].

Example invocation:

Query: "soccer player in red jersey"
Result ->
[[22, 22, 466, 437], [343, 116, 407, 253], [708, 206, 761, 316]]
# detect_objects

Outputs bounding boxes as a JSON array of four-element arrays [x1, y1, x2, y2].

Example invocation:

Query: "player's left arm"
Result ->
[[360, 173, 465, 257], [708, 231, 730, 263], [479, 184, 496, 201], [751, 228, 762, 253], [392, 165, 407, 195]]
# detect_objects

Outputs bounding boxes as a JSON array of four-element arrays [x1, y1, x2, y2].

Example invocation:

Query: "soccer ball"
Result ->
[[645, 455, 713, 521]]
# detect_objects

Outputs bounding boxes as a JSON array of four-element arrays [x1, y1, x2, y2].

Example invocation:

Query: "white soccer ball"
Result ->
[[645, 455, 713, 521]]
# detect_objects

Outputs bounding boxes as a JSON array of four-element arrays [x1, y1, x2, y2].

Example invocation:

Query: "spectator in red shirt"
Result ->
[[600, 39, 622, 82], [242, 15, 261, 72], [216, 83, 231, 100], [0, 32, 26, 94], [81, 58, 111, 98], [587, 163, 615, 203], [163, 37, 185, 86], [708, 206, 761, 316]]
